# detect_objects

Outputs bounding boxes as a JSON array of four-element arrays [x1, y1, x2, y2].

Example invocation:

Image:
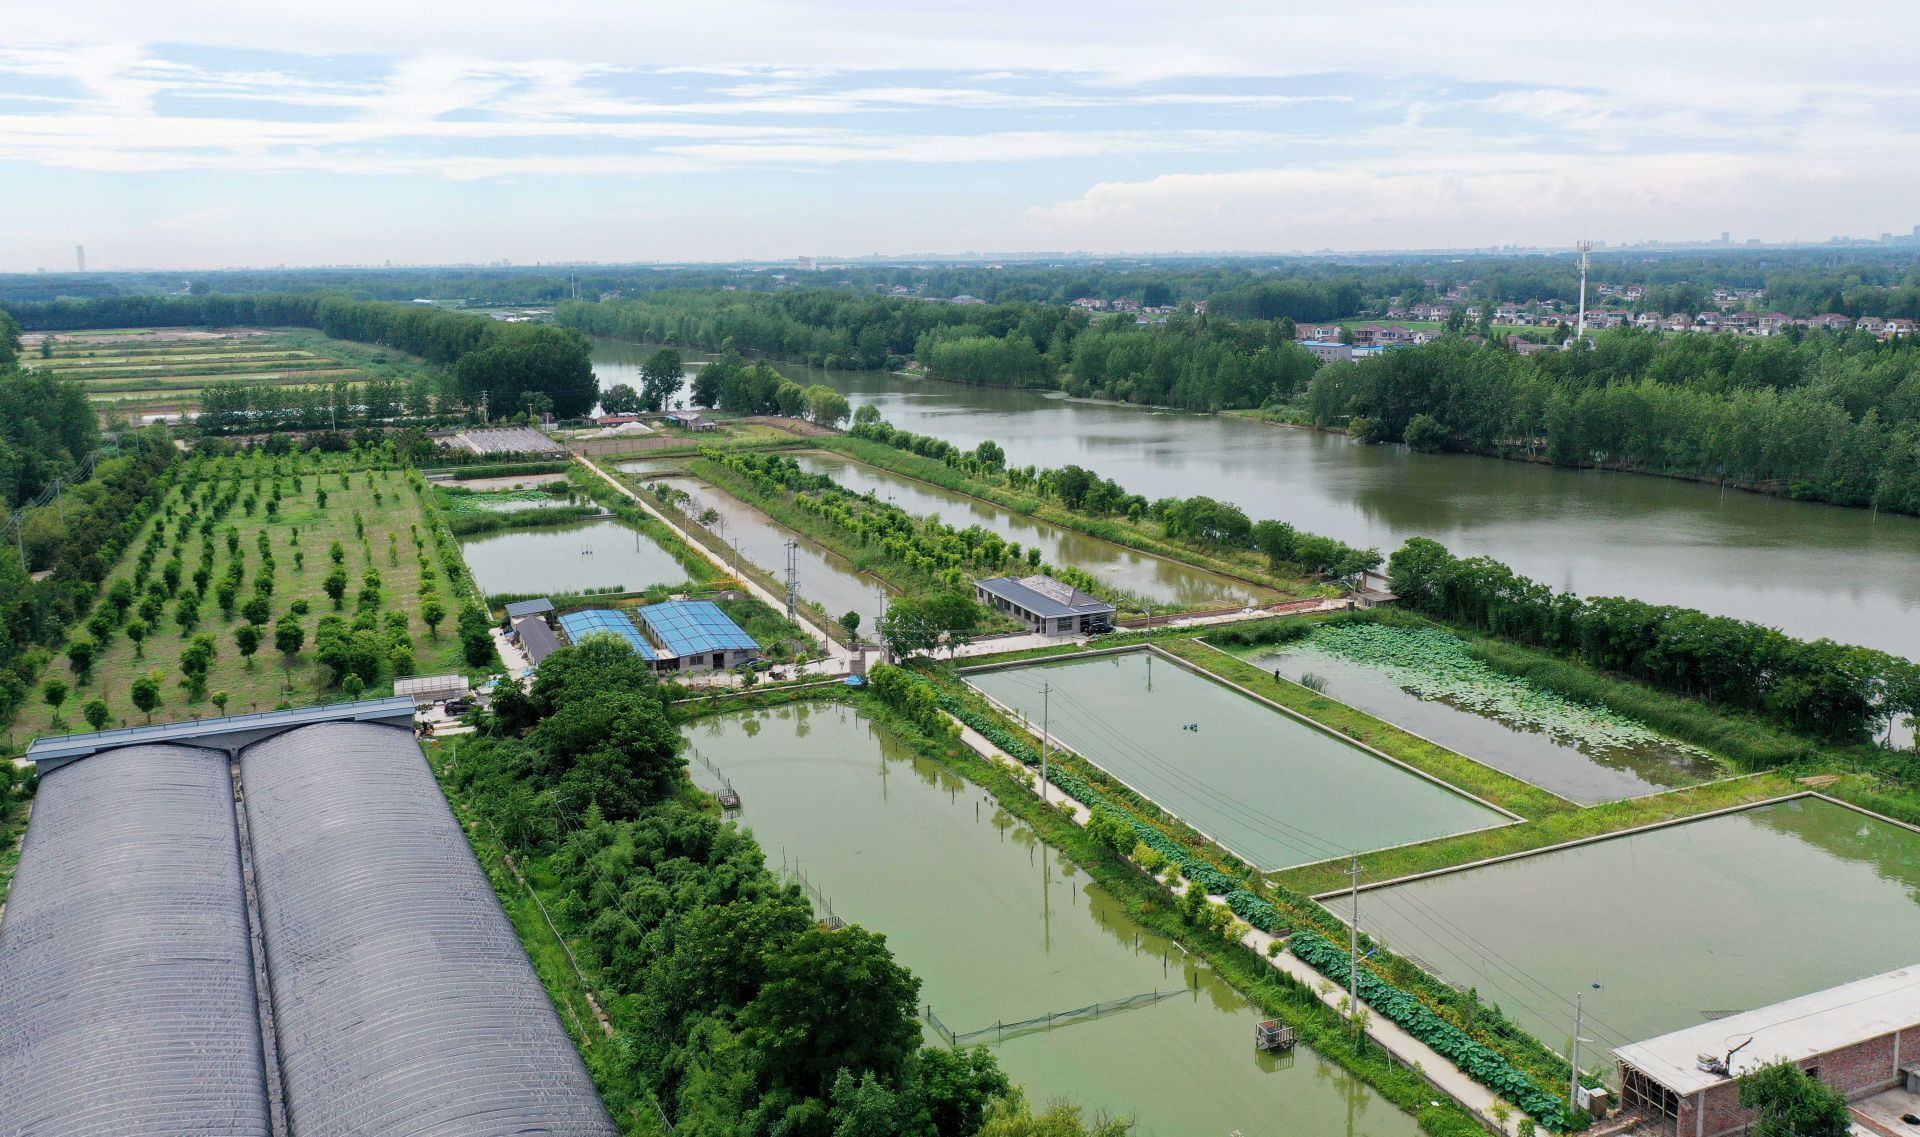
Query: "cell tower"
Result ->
[[1573, 239, 1592, 346]]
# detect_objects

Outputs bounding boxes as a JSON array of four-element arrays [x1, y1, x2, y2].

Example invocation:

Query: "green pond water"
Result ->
[[1360, 796, 1920, 1061], [625, 471, 888, 621], [684, 704, 1422, 1137], [790, 452, 1264, 610], [966, 652, 1508, 869], [1245, 640, 1721, 804], [459, 517, 687, 597]]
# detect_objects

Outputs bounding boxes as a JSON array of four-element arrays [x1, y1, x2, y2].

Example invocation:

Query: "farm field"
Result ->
[[13, 453, 472, 741], [24, 326, 420, 421]]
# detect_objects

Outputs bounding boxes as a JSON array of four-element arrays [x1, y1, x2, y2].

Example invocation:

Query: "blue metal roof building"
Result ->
[[636, 599, 759, 670], [558, 608, 658, 660]]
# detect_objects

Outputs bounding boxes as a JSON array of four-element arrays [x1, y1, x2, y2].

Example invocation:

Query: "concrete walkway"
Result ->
[[575, 454, 855, 678], [945, 709, 1529, 1136]]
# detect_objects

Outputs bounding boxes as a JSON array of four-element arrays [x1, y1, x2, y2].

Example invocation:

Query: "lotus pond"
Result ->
[[684, 703, 1421, 1137], [1360, 795, 1920, 1058], [1244, 622, 1722, 803], [966, 650, 1509, 869]]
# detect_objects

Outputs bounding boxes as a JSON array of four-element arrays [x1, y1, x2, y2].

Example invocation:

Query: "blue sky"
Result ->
[[3, 2, 1915, 270]]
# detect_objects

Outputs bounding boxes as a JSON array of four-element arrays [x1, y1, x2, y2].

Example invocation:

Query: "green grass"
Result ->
[[21, 464, 470, 739]]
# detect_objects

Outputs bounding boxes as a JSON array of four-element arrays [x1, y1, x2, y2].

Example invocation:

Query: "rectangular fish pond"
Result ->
[[684, 703, 1422, 1137], [1241, 622, 1724, 804], [1357, 795, 1920, 1057], [966, 650, 1511, 870], [459, 517, 691, 597]]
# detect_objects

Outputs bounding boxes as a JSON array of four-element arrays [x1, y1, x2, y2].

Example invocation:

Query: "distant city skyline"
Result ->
[[5, 2, 1917, 271]]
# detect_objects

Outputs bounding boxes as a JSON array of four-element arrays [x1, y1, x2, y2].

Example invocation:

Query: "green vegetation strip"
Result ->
[[1289, 929, 1567, 1131]]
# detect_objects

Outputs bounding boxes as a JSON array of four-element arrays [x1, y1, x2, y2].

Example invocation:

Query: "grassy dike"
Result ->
[[817, 434, 1334, 602]]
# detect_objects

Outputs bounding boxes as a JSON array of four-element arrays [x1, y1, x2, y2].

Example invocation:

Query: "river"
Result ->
[[591, 340, 1920, 659]]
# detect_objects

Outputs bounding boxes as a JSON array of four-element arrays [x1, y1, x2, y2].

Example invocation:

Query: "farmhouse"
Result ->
[[975, 574, 1116, 636], [1612, 964, 1920, 1137]]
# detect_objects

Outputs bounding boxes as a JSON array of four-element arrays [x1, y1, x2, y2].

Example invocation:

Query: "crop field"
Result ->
[[12, 453, 473, 742], [25, 327, 412, 419]]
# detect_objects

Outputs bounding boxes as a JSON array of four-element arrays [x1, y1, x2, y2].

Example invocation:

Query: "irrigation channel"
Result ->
[[592, 340, 1920, 659], [614, 463, 890, 622], [1357, 795, 1920, 1057], [1239, 629, 1723, 804], [458, 516, 689, 597], [682, 703, 1422, 1137], [787, 451, 1267, 610], [967, 650, 1509, 870]]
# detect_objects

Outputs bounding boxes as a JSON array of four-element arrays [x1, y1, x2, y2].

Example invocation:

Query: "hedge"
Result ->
[[1289, 929, 1569, 1130]]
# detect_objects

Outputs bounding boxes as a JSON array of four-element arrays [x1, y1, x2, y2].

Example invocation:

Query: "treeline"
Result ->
[[1307, 328, 1920, 515], [560, 290, 1326, 410], [196, 378, 433, 434], [0, 427, 178, 731], [459, 639, 1016, 1135], [1, 370, 98, 510], [4, 293, 599, 418], [1388, 537, 1920, 745], [694, 352, 852, 423]]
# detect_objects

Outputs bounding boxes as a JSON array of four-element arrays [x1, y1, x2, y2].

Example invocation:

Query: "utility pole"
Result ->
[[1570, 982, 1600, 1113], [1349, 855, 1362, 1040], [1039, 681, 1051, 802], [783, 539, 798, 620]]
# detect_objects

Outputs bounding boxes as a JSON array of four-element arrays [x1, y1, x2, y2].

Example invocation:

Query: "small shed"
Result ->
[[504, 598, 555, 622], [394, 674, 471, 706], [974, 575, 1115, 636]]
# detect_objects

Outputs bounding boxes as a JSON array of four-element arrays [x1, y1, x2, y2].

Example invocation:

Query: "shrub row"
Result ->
[[1289, 929, 1569, 1130]]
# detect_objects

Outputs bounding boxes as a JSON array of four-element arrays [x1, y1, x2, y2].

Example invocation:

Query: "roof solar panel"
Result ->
[[636, 600, 757, 657], [557, 608, 657, 659]]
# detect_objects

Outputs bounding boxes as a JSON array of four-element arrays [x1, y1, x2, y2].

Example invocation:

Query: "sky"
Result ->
[[3, 2, 1917, 271]]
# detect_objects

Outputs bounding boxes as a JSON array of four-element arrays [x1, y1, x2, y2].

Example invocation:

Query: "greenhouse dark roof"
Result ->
[[0, 744, 272, 1137], [504, 597, 554, 619], [241, 722, 616, 1137], [23, 696, 417, 773]]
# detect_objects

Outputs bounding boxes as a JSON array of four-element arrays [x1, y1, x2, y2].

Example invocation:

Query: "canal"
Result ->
[[1358, 796, 1920, 1056], [791, 451, 1266, 610], [966, 651, 1509, 869], [459, 516, 691, 597], [684, 703, 1422, 1137], [616, 467, 889, 624], [591, 341, 1920, 659]]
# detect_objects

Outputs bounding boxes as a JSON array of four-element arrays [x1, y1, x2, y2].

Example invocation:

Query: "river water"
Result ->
[[591, 341, 1920, 659], [684, 703, 1421, 1137]]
